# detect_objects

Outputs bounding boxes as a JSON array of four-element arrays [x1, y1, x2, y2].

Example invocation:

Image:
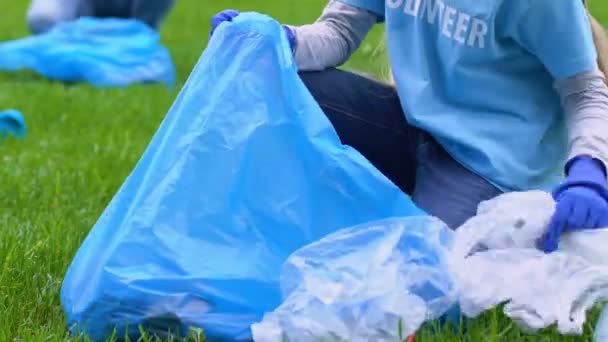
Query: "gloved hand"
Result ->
[[210, 9, 239, 37], [209, 10, 297, 53], [538, 155, 608, 253]]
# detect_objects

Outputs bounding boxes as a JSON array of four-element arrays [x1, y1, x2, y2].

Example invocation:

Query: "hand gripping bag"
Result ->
[[0, 17, 174, 87], [60, 13, 424, 341]]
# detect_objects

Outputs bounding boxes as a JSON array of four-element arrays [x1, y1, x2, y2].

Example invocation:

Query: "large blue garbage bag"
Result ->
[[60, 13, 424, 341], [0, 17, 174, 87]]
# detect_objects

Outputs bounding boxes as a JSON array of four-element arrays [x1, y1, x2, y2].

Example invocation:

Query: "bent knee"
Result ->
[[298, 69, 344, 99]]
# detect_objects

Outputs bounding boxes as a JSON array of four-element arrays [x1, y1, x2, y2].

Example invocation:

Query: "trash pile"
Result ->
[[253, 190, 608, 341]]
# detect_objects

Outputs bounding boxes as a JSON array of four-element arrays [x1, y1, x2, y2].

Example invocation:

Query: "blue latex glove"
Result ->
[[209, 10, 296, 53], [210, 9, 240, 37], [539, 155, 608, 253], [0, 109, 26, 139]]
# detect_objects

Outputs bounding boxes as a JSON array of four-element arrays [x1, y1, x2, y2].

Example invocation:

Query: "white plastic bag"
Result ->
[[451, 191, 608, 335], [252, 217, 458, 342]]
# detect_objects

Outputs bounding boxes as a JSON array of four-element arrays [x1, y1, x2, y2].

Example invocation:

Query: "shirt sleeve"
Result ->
[[510, 0, 597, 80], [336, 0, 385, 21], [555, 69, 608, 172], [287, 1, 377, 71]]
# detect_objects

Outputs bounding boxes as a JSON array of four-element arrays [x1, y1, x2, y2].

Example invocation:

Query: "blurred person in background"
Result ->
[[27, 0, 176, 34]]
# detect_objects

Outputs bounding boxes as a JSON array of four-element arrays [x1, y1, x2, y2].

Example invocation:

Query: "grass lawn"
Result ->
[[0, 0, 607, 341]]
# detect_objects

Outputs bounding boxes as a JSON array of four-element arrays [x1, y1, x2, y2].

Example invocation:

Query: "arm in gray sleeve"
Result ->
[[286, 1, 378, 71], [554, 68, 608, 171]]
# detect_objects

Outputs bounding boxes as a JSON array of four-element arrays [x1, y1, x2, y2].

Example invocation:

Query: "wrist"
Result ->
[[553, 155, 608, 200]]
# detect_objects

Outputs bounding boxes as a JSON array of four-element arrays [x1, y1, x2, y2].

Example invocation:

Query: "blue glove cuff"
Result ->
[[282, 25, 296, 54], [553, 179, 608, 202], [553, 155, 608, 200], [565, 155, 606, 183]]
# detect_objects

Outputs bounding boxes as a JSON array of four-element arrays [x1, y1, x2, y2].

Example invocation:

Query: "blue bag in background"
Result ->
[[60, 13, 424, 341], [0, 17, 174, 87]]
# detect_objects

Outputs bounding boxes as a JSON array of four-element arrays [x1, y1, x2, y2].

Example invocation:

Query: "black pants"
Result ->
[[299, 68, 502, 228]]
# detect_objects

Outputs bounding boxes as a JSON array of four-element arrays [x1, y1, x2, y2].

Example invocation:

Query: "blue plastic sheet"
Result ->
[[0, 17, 174, 87], [60, 13, 424, 341], [0, 109, 26, 139]]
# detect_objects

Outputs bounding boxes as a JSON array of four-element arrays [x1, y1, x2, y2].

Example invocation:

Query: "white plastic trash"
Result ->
[[451, 191, 608, 335], [252, 216, 458, 342]]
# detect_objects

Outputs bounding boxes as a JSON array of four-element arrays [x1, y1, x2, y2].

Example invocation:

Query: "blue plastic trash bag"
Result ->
[[251, 216, 458, 342], [0, 109, 26, 139], [0, 17, 174, 87], [60, 12, 424, 341]]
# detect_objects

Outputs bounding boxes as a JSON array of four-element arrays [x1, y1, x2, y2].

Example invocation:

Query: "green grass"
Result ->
[[591, 1, 608, 23], [0, 0, 607, 341]]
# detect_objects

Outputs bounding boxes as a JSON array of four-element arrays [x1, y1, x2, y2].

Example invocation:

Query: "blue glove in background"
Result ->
[[539, 155, 608, 253], [210, 10, 296, 53], [0, 109, 26, 139]]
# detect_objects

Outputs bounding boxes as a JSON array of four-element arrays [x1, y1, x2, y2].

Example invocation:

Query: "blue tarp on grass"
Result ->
[[0, 17, 174, 87]]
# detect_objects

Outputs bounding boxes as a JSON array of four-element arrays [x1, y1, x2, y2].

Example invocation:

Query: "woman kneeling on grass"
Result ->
[[26, 0, 176, 34], [211, 0, 608, 253]]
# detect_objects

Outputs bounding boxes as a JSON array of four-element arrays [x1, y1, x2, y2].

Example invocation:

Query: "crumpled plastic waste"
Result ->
[[0, 109, 26, 139], [0, 17, 174, 87], [251, 216, 458, 342], [450, 191, 608, 335], [60, 12, 423, 341], [253, 190, 608, 340]]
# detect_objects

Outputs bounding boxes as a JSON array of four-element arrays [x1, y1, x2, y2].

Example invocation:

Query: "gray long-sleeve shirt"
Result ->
[[288, 1, 608, 175]]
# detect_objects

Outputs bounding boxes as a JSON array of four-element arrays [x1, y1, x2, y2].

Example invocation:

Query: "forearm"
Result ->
[[555, 68, 608, 172], [287, 1, 377, 71]]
